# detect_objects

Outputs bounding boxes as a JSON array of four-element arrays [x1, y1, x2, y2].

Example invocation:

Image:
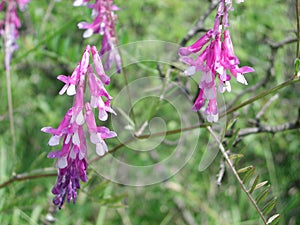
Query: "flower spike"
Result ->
[[42, 46, 117, 209], [178, 0, 254, 122]]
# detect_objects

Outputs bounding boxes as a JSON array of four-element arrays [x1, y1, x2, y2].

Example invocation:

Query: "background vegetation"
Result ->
[[0, 0, 299, 224]]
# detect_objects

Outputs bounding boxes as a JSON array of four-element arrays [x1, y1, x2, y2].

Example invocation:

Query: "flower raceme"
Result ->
[[74, 0, 121, 73], [0, 0, 30, 67], [42, 45, 117, 209], [178, 0, 254, 122]]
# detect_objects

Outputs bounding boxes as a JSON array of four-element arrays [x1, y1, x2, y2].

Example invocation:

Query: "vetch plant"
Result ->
[[179, 0, 254, 122], [0, 0, 31, 160], [41, 45, 117, 209], [74, 0, 121, 72], [0, 0, 30, 65]]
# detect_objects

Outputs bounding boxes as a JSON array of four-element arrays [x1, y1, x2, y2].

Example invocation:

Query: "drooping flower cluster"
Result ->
[[74, 0, 121, 73], [178, 0, 254, 122], [42, 45, 117, 209], [0, 0, 30, 67]]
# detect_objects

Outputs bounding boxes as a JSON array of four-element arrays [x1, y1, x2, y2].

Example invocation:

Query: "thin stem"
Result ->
[[207, 126, 268, 225], [221, 76, 300, 118], [296, 0, 300, 58], [0, 167, 57, 189], [146, 68, 170, 122], [4, 1, 16, 162], [115, 42, 138, 127]]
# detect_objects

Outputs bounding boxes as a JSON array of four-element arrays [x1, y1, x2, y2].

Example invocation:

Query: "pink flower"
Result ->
[[75, 0, 121, 73], [0, 0, 30, 67], [178, 0, 254, 122], [42, 45, 117, 208]]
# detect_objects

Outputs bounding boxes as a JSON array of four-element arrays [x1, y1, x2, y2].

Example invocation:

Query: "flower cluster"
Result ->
[[178, 0, 254, 122], [0, 0, 30, 67], [74, 0, 121, 73], [42, 45, 117, 209]]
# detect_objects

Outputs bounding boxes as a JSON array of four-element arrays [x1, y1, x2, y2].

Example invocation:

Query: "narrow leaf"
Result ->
[[242, 167, 255, 184], [295, 58, 300, 75], [267, 214, 280, 225], [227, 128, 240, 149], [263, 198, 277, 215], [256, 185, 270, 205], [237, 165, 254, 174], [249, 175, 260, 194], [229, 153, 244, 161], [254, 181, 269, 191]]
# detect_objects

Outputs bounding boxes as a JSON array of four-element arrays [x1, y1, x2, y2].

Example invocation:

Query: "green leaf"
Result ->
[[267, 214, 280, 225], [263, 198, 277, 215], [89, 181, 110, 199], [227, 128, 240, 149], [254, 181, 269, 191], [249, 175, 260, 194], [98, 193, 127, 207], [229, 153, 244, 161], [241, 166, 255, 184], [255, 185, 271, 205], [237, 165, 254, 174], [295, 58, 300, 76]]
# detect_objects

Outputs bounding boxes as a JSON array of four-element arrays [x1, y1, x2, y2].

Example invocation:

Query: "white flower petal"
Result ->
[[72, 131, 80, 145], [90, 96, 98, 108], [48, 135, 60, 146], [79, 151, 85, 160], [76, 110, 85, 125], [184, 66, 196, 76], [207, 114, 219, 123], [98, 109, 108, 121], [70, 148, 77, 159], [56, 156, 68, 168], [225, 81, 232, 92], [65, 134, 71, 144], [66, 84, 76, 96], [73, 0, 84, 6], [96, 143, 105, 156], [236, 74, 248, 85], [83, 29, 93, 38], [90, 132, 101, 144]]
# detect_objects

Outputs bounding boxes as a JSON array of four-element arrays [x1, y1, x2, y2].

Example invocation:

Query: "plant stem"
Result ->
[[207, 126, 268, 225], [296, 0, 300, 58], [221, 76, 300, 118], [4, 1, 16, 162]]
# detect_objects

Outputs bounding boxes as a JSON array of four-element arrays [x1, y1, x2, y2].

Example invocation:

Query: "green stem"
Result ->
[[146, 68, 170, 122], [4, 1, 16, 162], [221, 77, 300, 118]]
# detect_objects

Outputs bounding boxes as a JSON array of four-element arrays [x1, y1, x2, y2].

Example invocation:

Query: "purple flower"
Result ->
[[178, 0, 254, 122], [0, 0, 30, 67], [75, 0, 121, 73], [42, 45, 117, 208]]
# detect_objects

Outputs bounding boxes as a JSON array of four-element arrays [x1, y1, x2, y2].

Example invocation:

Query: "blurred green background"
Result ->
[[0, 0, 299, 224]]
